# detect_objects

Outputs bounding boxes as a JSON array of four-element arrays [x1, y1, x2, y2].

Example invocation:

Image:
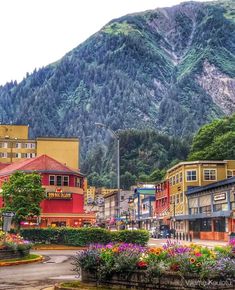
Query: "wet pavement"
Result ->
[[0, 250, 79, 290]]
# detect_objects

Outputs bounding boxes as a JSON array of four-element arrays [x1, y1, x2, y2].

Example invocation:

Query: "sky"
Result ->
[[0, 0, 211, 85]]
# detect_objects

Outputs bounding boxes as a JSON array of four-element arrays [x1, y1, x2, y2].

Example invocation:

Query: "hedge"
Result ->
[[20, 228, 149, 246]]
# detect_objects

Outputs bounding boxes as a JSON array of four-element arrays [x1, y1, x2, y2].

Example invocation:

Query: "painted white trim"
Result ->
[[203, 168, 217, 182], [185, 169, 198, 182]]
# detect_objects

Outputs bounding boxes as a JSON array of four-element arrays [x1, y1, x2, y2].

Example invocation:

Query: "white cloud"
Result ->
[[0, 0, 211, 85]]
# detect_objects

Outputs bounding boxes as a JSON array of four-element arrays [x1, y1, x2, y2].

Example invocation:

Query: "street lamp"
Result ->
[[95, 123, 120, 219]]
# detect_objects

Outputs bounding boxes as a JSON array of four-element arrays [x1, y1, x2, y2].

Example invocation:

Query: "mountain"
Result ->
[[0, 0, 234, 157]]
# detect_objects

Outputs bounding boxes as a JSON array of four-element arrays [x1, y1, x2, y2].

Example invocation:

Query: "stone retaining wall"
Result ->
[[82, 269, 235, 290], [0, 248, 30, 260]]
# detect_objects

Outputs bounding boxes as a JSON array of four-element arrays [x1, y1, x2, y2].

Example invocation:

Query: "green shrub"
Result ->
[[20, 228, 149, 246]]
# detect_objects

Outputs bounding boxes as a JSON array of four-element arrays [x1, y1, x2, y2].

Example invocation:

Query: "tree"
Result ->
[[189, 114, 235, 160], [2, 171, 45, 230]]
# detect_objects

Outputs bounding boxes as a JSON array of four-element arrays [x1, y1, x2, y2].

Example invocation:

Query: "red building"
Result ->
[[155, 180, 170, 225], [0, 154, 95, 227]]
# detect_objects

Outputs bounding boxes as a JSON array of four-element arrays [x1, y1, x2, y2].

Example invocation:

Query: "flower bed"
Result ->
[[73, 240, 235, 290], [0, 231, 32, 260]]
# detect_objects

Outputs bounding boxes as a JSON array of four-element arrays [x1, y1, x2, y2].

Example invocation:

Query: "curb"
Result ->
[[0, 255, 43, 267], [32, 246, 87, 251]]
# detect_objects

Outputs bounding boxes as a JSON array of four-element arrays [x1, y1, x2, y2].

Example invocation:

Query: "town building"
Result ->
[[133, 186, 156, 229], [166, 160, 235, 233], [0, 154, 95, 227], [0, 124, 79, 169], [186, 177, 235, 241], [155, 180, 170, 226]]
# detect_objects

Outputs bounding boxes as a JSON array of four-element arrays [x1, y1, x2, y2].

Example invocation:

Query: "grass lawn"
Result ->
[[0, 254, 40, 263]]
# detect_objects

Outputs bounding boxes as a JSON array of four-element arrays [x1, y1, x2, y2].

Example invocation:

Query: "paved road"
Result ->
[[0, 250, 79, 290]]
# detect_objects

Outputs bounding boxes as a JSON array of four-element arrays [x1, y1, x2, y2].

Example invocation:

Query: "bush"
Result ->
[[20, 228, 149, 246]]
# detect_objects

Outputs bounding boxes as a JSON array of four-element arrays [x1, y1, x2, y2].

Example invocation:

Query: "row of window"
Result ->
[[169, 172, 183, 185], [169, 169, 217, 185], [170, 193, 183, 204], [189, 203, 229, 215], [49, 175, 82, 188], [0, 142, 36, 149], [0, 152, 36, 158]]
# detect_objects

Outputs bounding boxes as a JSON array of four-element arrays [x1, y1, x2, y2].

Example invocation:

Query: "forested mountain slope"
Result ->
[[0, 0, 234, 158]]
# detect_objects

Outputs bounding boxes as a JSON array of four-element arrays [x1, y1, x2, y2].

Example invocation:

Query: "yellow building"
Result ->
[[166, 160, 235, 232], [85, 186, 96, 205], [0, 125, 79, 169]]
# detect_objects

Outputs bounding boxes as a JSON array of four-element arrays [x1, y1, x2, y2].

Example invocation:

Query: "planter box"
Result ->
[[0, 248, 30, 260], [82, 269, 235, 290]]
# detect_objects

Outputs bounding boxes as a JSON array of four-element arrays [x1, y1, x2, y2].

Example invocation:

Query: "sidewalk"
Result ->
[[148, 238, 228, 248]]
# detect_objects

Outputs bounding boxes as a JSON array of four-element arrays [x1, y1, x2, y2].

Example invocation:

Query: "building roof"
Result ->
[[0, 162, 11, 170], [167, 160, 227, 173], [186, 176, 235, 196], [0, 154, 84, 176]]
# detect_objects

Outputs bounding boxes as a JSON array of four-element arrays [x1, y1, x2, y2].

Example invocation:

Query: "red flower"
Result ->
[[137, 261, 148, 268], [170, 263, 180, 271]]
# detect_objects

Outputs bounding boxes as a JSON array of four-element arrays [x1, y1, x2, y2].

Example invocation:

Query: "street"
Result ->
[[0, 250, 78, 290]]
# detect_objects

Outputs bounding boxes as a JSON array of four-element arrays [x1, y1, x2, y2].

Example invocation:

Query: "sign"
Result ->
[[2, 212, 15, 232], [46, 192, 72, 199], [214, 192, 226, 201]]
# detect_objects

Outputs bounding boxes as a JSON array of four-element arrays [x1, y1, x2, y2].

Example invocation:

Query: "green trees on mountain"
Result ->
[[189, 114, 235, 160], [83, 129, 189, 189]]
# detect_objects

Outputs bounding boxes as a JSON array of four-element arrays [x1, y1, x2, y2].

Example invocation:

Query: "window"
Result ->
[[121, 196, 124, 201], [186, 170, 197, 181], [172, 176, 175, 185], [227, 170, 233, 178], [200, 219, 212, 232], [75, 177, 81, 187], [176, 174, 179, 184], [176, 194, 180, 204], [190, 207, 198, 215], [204, 169, 216, 181], [180, 192, 183, 203], [179, 172, 182, 182], [26, 153, 35, 158], [200, 205, 211, 214], [15, 143, 21, 148], [56, 176, 62, 186], [49, 175, 55, 185], [214, 218, 225, 232], [0, 152, 7, 158], [15, 153, 21, 158], [63, 176, 69, 186], [227, 170, 235, 178], [169, 178, 172, 186]]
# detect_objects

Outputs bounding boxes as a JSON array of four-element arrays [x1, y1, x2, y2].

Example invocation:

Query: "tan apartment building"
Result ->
[[166, 160, 235, 232], [0, 124, 79, 169]]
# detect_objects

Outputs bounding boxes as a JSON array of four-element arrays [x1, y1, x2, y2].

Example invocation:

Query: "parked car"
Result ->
[[152, 225, 171, 238]]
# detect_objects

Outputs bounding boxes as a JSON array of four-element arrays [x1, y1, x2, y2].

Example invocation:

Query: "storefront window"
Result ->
[[200, 219, 212, 231], [214, 218, 225, 232]]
